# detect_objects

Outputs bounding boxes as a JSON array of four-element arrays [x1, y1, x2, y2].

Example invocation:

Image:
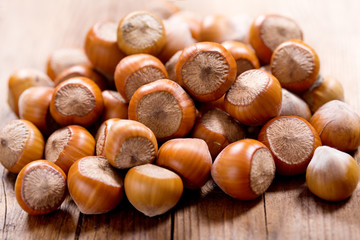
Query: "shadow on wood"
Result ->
[[266, 173, 306, 193], [25, 197, 79, 239], [172, 179, 267, 239], [4, 171, 17, 189], [266, 172, 351, 215], [297, 184, 351, 213], [176, 179, 263, 222], [75, 198, 172, 239]]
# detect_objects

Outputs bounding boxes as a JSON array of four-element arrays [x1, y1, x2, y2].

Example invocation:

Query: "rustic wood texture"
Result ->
[[1, 0, 360, 239], [174, 180, 267, 240]]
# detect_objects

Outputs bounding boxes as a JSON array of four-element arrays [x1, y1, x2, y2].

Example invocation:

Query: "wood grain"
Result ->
[[1, 0, 360, 239], [76, 200, 172, 240], [174, 180, 267, 240], [0, 171, 79, 240], [265, 175, 360, 240]]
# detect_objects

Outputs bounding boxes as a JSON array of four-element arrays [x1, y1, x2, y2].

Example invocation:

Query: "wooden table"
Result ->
[[1, 0, 360, 239]]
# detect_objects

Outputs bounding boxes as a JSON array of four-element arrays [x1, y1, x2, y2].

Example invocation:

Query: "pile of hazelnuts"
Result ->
[[1, 1, 360, 217]]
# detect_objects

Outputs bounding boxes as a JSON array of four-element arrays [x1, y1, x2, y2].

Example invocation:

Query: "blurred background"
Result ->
[[1, 0, 360, 116]]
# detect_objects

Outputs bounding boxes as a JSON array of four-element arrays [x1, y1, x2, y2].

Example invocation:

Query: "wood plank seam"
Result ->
[[171, 211, 175, 240], [56, 208, 67, 239], [74, 213, 84, 240], [263, 193, 269, 240], [1, 169, 8, 237]]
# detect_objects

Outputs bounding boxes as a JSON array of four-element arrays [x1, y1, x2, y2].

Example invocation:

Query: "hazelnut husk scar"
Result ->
[[49, 77, 104, 127], [176, 42, 237, 102], [128, 79, 196, 141]]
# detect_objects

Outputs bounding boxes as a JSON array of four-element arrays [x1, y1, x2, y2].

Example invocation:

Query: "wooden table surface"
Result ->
[[1, 0, 360, 239]]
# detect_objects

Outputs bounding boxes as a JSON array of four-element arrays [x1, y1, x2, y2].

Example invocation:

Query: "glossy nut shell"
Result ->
[[224, 69, 282, 126], [124, 164, 183, 217], [54, 65, 107, 91], [84, 20, 126, 78], [67, 156, 124, 214], [117, 10, 166, 55], [270, 39, 320, 93], [49, 77, 104, 127], [222, 40, 260, 76], [114, 54, 168, 102], [258, 116, 322, 175], [310, 100, 360, 152], [15, 160, 67, 215], [306, 146, 359, 201], [7, 68, 54, 116], [0, 119, 45, 173], [176, 42, 237, 102], [104, 119, 158, 169], [45, 125, 95, 173], [128, 79, 196, 141], [191, 108, 246, 158], [18, 86, 55, 135], [46, 48, 90, 80], [249, 14, 303, 64], [95, 118, 121, 156], [101, 90, 128, 121], [211, 139, 276, 200], [302, 75, 344, 113], [156, 138, 212, 189]]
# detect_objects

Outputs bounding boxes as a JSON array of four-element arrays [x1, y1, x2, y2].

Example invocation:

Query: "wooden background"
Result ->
[[1, 0, 360, 239]]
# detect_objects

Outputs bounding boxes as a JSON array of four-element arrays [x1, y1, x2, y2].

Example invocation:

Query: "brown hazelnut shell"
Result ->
[[128, 79, 196, 141], [7, 68, 54, 116], [15, 160, 67, 215], [270, 39, 320, 93], [101, 90, 128, 121], [54, 65, 107, 91], [310, 100, 360, 152], [176, 42, 237, 102], [156, 138, 212, 189], [114, 54, 168, 103], [18, 87, 55, 135], [45, 125, 95, 173], [84, 20, 126, 78], [117, 10, 166, 56], [46, 48, 90, 80], [302, 75, 344, 113], [0, 119, 45, 173], [249, 14, 303, 64], [224, 69, 282, 126], [258, 116, 322, 175], [222, 40, 260, 76], [211, 139, 275, 200], [104, 119, 158, 169], [67, 156, 124, 214], [50, 77, 104, 127]]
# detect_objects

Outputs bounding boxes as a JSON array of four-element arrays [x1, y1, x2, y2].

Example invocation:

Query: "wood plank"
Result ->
[[265, 175, 360, 240], [0, 170, 79, 240], [173, 180, 267, 240], [77, 201, 172, 240]]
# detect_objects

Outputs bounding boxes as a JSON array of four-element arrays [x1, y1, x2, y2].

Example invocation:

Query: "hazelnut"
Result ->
[[310, 100, 360, 152], [176, 42, 237, 102], [128, 79, 196, 141], [249, 14, 303, 64], [224, 69, 282, 126], [117, 10, 166, 55]]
